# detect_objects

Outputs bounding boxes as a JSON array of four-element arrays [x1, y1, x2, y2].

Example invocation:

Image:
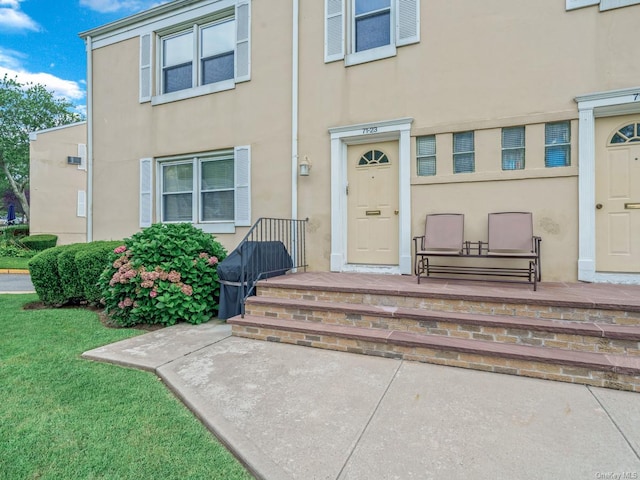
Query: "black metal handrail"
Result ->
[[238, 217, 308, 316]]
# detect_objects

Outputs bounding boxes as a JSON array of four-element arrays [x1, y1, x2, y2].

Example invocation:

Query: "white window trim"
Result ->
[[575, 86, 640, 284], [329, 117, 413, 275], [566, 0, 599, 10], [153, 148, 250, 233], [600, 0, 640, 10], [325, 0, 419, 65], [146, 1, 250, 105]]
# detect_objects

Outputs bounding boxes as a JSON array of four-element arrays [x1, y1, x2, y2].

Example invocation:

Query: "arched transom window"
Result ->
[[358, 149, 389, 166], [610, 123, 640, 144]]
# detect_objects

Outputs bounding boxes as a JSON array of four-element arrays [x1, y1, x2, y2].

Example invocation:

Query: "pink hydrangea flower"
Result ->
[[149, 290, 158, 298], [114, 245, 127, 254], [123, 297, 133, 307], [141, 280, 154, 288], [199, 252, 209, 259], [167, 270, 181, 283], [208, 256, 218, 266], [181, 284, 193, 296]]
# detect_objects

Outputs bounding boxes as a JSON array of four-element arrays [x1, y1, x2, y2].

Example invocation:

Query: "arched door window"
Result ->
[[610, 123, 640, 144], [358, 149, 389, 166]]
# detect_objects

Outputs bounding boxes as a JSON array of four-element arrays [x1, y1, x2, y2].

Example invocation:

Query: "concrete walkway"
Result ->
[[83, 322, 640, 480], [0, 271, 34, 293]]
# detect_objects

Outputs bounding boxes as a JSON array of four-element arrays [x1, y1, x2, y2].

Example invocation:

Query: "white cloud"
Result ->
[[0, 48, 84, 102], [0, 0, 39, 32], [79, 0, 166, 14]]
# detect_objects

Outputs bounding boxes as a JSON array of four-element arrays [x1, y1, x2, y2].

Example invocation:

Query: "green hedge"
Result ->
[[1, 225, 29, 238], [20, 234, 58, 251], [75, 241, 122, 305], [29, 245, 71, 306], [29, 241, 123, 307]]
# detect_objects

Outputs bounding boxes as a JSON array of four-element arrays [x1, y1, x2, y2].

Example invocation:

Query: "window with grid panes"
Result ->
[[545, 121, 571, 167], [160, 150, 235, 223], [161, 17, 235, 94], [502, 126, 525, 170], [416, 136, 436, 176], [453, 131, 474, 174]]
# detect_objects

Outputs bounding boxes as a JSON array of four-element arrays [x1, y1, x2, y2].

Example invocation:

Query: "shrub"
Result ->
[[57, 244, 87, 303], [29, 241, 124, 307], [1, 225, 29, 238], [29, 245, 71, 306], [0, 242, 36, 258], [75, 241, 122, 305], [20, 234, 57, 251], [98, 223, 227, 327]]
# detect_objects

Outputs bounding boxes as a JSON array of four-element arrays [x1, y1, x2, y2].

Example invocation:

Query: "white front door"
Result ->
[[595, 117, 640, 273], [347, 141, 399, 265]]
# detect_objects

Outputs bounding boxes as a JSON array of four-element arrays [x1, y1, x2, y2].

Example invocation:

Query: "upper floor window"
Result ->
[[416, 135, 436, 176], [355, 0, 391, 52], [453, 131, 474, 174], [139, 1, 251, 105], [162, 18, 235, 95], [545, 121, 571, 167], [502, 126, 525, 170], [325, 0, 420, 66]]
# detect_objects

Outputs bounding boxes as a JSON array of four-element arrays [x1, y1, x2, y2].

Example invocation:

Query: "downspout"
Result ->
[[291, 0, 299, 221], [86, 35, 94, 242]]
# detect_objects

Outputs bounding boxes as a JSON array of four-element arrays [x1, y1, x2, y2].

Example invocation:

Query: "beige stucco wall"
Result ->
[[29, 123, 87, 245], [88, 0, 640, 281], [294, 0, 640, 281], [90, 0, 293, 251]]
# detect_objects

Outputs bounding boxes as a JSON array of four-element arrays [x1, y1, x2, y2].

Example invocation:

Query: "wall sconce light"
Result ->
[[299, 155, 311, 176]]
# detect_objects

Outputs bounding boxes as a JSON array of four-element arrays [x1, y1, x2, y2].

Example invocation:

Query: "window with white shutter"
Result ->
[[325, 0, 419, 65], [77, 190, 87, 218], [154, 147, 251, 232], [149, 1, 252, 105]]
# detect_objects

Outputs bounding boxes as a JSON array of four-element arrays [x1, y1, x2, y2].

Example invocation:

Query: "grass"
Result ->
[[0, 256, 30, 269], [0, 294, 252, 480]]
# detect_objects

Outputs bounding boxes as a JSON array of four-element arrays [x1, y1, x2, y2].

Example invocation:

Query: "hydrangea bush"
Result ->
[[99, 223, 227, 326]]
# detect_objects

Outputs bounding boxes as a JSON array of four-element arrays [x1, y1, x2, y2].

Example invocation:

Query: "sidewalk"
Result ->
[[83, 322, 640, 480], [0, 271, 34, 293]]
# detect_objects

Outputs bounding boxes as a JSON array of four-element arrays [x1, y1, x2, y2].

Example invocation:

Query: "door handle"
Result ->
[[394, 210, 399, 215], [596, 204, 603, 210]]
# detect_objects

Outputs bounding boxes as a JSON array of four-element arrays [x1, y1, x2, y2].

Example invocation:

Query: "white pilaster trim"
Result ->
[[329, 118, 413, 275], [576, 86, 640, 284]]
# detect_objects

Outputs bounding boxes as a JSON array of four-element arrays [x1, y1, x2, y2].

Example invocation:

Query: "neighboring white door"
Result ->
[[347, 141, 399, 265], [595, 118, 640, 273]]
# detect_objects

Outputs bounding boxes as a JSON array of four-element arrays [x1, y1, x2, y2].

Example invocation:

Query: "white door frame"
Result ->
[[576, 86, 640, 284], [329, 118, 413, 274]]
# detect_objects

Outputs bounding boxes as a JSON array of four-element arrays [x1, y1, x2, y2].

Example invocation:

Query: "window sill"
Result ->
[[195, 222, 236, 234], [151, 79, 235, 106], [412, 166, 579, 185], [345, 44, 397, 67]]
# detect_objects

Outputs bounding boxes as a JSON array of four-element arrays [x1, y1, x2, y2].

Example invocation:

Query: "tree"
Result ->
[[0, 75, 82, 222]]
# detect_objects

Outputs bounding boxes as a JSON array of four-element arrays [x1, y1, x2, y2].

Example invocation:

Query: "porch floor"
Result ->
[[258, 271, 640, 312]]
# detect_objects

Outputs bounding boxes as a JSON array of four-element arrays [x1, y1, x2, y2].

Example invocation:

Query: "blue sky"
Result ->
[[0, 0, 168, 115]]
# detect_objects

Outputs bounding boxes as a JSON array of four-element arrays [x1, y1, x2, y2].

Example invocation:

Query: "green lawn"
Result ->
[[0, 256, 30, 269], [0, 294, 252, 480]]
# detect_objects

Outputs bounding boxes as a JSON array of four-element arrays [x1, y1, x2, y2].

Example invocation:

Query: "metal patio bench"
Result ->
[[414, 212, 542, 290]]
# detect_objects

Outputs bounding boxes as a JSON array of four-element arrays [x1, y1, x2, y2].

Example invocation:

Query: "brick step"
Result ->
[[229, 315, 640, 392], [244, 296, 640, 355], [256, 283, 640, 326]]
